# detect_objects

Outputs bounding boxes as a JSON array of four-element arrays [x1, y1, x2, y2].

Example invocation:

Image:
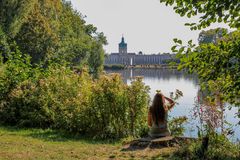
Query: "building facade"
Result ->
[[105, 37, 176, 66]]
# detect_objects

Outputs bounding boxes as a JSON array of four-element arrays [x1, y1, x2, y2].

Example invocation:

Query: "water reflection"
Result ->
[[105, 68, 198, 84], [105, 68, 239, 140]]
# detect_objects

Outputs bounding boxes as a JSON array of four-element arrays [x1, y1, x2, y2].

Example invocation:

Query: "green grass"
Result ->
[[0, 126, 176, 160]]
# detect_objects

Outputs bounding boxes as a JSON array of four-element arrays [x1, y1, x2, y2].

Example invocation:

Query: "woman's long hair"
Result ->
[[150, 93, 165, 125]]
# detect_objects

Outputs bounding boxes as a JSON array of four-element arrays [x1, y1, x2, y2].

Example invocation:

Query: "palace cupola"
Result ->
[[118, 36, 127, 54]]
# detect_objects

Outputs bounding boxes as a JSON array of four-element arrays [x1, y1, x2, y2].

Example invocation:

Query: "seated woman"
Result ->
[[148, 92, 175, 138]]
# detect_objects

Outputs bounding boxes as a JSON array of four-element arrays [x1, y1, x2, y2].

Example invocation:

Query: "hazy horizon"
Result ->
[[70, 0, 229, 54]]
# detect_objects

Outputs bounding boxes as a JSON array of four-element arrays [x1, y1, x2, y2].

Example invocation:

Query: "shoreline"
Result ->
[[104, 64, 179, 70]]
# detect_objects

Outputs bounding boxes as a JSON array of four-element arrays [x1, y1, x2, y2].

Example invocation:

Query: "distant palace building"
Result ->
[[105, 37, 176, 66]]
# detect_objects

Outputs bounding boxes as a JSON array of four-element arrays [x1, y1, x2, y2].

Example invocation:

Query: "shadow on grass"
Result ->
[[150, 154, 170, 160], [0, 125, 121, 144]]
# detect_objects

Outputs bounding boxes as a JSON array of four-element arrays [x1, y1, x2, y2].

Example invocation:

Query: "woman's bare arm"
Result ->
[[164, 96, 175, 110]]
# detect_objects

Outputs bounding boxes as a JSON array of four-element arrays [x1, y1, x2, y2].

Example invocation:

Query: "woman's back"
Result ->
[[148, 93, 175, 138]]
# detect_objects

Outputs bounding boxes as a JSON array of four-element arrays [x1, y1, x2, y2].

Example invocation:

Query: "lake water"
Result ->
[[105, 68, 240, 140]]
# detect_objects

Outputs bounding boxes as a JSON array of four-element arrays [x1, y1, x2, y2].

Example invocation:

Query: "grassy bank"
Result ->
[[0, 126, 176, 160]]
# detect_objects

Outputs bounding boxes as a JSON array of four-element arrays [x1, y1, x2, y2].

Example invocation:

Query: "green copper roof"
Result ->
[[119, 37, 127, 48]]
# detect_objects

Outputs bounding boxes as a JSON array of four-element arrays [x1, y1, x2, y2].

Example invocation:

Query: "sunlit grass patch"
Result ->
[[0, 126, 174, 160]]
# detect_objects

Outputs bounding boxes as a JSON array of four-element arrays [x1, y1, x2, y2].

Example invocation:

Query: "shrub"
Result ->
[[127, 76, 150, 137], [2, 66, 92, 129], [0, 44, 38, 125], [169, 116, 188, 136], [171, 133, 240, 160], [0, 46, 33, 101], [0, 64, 150, 139], [86, 73, 129, 138]]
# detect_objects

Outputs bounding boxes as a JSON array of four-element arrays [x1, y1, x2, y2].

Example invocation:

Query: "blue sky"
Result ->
[[70, 0, 229, 54]]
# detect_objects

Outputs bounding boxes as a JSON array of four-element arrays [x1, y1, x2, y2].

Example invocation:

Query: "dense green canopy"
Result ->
[[0, 0, 106, 74], [160, 0, 240, 29], [160, 0, 240, 107]]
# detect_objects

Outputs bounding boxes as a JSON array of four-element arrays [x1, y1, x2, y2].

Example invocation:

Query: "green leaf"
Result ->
[[171, 45, 177, 52], [178, 47, 184, 54], [173, 38, 178, 43], [177, 40, 182, 45]]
